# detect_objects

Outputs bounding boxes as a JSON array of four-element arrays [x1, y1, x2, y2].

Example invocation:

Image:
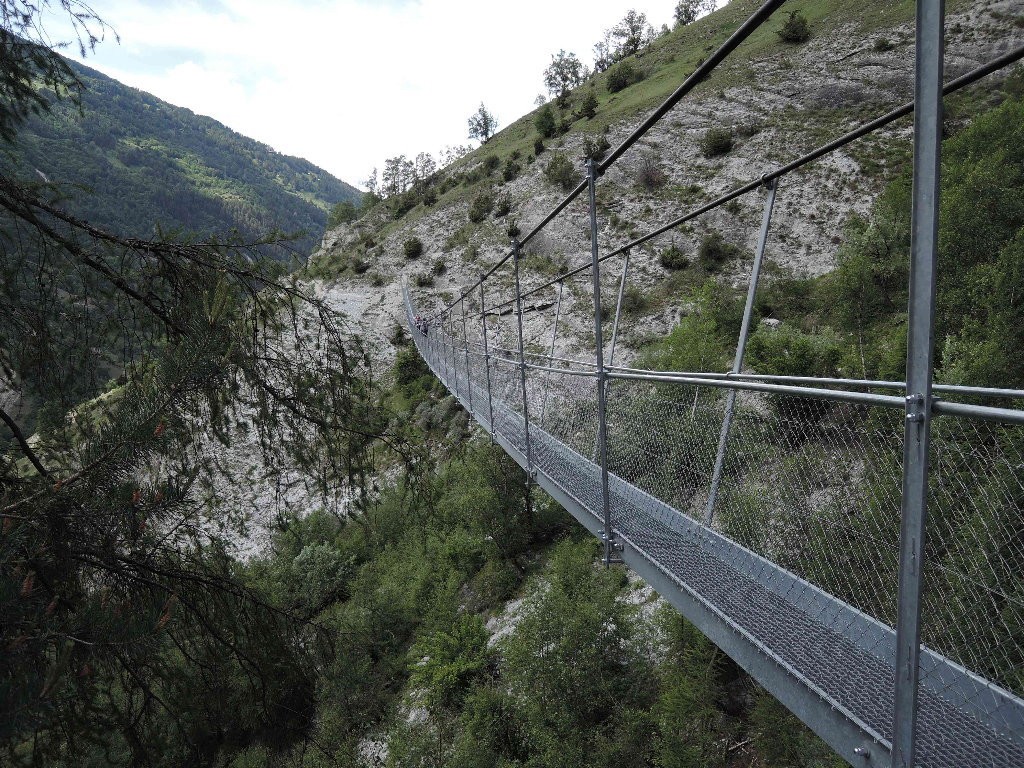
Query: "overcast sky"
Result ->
[[54, 0, 723, 188]]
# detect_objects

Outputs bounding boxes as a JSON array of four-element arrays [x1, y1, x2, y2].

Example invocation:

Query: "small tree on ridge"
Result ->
[[468, 103, 498, 144]]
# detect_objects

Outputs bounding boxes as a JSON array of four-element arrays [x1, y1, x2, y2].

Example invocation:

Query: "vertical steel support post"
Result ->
[[512, 241, 533, 469], [438, 310, 450, 384], [479, 278, 496, 438], [448, 312, 461, 401], [704, 178, 779, 526], [461, 296, 473, 415], [587, 158, 616, 567], [607, 249, 631, 369], [539, 281, 564, 429], [892, 2, 944, 767]]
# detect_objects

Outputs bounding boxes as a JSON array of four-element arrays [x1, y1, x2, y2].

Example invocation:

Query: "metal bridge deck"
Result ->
[[410, 324, 1024, 768]]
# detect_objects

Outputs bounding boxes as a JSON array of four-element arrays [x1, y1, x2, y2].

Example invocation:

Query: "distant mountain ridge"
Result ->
[[1, 55, 361, 256]]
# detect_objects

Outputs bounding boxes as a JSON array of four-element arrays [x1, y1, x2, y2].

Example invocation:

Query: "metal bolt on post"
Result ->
[[704, 177, 778, 527], [512, 240, 534, 470], [587, 157, 617, 567]]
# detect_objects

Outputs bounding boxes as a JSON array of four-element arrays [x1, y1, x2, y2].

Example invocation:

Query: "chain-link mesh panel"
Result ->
[[918, 416, 1024, 762]]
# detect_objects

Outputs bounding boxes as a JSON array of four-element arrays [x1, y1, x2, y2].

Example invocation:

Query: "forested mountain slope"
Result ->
[[0, 56, 361, 255]]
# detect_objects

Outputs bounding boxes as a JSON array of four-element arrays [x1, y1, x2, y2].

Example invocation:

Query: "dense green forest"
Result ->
[[0, 57, 360, 255]]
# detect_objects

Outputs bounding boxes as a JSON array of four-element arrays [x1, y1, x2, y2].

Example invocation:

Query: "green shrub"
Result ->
[[697, 231, 741, 268], [467, 559, 521, 610], [422, 186, 437, 207], [873, 36, 894, 52], [292, 543, 354, 609], [747, 323, 843, 378], [545, 152, 578, 192], [637, 153, 667, 190], [534, 136, 546, 156], [468, 192, 494, 223], [327, 199, 357, 228], [409, 614, 490, 712], [700, 127, 733, 157], [431, 258, 447, 276], [403, 237, 424, 259], [577, 90, 599, 120], [494, 195, 512, 218], [439, 175, 459, 194], [582, 134, 610, 162], [502, 157, 521, 182], [607, 60, 644, 93], [535, 103, 557, 138], [413, 272, 434, 288], [777, 10, 810, 43], [659, 241, 689, 270], [620, 285, 649, 316], [736, 119, 762, 138], [394, 346, 431, 388], [482, 154, 500, 176]]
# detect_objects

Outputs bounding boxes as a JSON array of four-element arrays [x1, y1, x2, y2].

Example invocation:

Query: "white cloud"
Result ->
[[56, 1, 721, 186]]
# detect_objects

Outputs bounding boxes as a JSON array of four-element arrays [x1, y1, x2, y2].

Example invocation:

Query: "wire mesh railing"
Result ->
[[402, 2, 1024, 766]]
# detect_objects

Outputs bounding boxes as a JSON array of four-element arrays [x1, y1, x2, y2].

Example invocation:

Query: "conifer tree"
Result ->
[[0, 2, 387, 760]]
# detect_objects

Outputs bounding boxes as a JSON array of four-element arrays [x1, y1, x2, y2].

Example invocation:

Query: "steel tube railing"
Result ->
[[587, 158, 617, 567], [604, 367, 1024, 400], [608, 370, 907, 409]]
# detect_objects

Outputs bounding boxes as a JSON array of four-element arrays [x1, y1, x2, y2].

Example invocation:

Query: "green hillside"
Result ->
[[0, 57, 361, 255]]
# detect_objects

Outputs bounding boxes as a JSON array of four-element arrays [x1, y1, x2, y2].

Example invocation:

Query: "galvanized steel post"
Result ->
[[512, 240, 534, 470], [461, 296, 473, 415], [892, 2, 944, 767], [608, 249, 631, 369], [587, 158, 616, 567], [449, 311, 461, 401], [704, 178, 778, 526], [438, 310, 451, 385], [479, 278, 496, 438], [539, 281, 564, 429]]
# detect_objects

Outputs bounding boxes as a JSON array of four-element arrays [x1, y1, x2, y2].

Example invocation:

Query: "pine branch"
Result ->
[[0, 405, 49, 477]]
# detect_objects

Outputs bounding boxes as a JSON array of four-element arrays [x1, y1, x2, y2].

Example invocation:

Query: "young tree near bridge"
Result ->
[[467, 102, 498, 144], [543, 50, 586, 107], [674, 0, 718, 27]]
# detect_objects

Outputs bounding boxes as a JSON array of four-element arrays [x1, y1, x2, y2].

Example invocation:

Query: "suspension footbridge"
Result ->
[[404, 3, 1024, 766]]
